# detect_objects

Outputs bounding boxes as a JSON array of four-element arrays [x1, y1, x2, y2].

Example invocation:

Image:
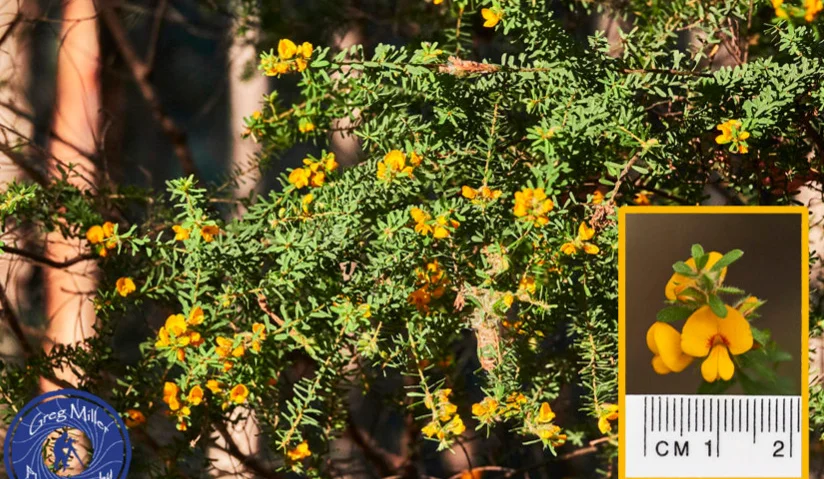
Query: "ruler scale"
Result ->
[[625, 395, 802, 478]]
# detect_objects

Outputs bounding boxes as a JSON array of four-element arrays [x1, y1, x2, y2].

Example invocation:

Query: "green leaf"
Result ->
[[672, 261, 696, 276], [708, 294, 727, 318], [691, 244, 705, 261], [710, 249, 744, 271], [656, 305, 695, 323], [717, 286, 746, 295], [694, 253, 709, 271], [750, 326, 770, 346]]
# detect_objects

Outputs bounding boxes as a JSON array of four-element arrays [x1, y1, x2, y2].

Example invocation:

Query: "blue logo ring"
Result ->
[[3, 389, 131, 479]]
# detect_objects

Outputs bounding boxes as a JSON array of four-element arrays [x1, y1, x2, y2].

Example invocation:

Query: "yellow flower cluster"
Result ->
[[647, 251, 756, 382], [377, 150, 421, 182], [115, 277, 136, 297], [560, 222, 599, 256], [421, 389, 466, 441], [526, 402, 567, 447], [162, 381, 249, 430], [288, 153, 338, 189], [155, 308, 206, 362], [598, 403, 619, 434], [501, 391, 527, 417], [513, 188, 554, 226], [86, 221, 119, 257], [408, 260, 448, 313], [171, 224, 220, 243], [772, 0, 822, 21], [715, 119, 751, 154], [410, 207, 460, 238], [214, 323, 266, 371], [461, 184, 502, 205], [263, 39, 313, 76], [471, 396, 499, 425]]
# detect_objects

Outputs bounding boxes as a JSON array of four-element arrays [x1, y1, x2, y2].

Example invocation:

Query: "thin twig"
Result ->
[[0, 245, 96, 269], [144, 0, 169, 72], [98, 1, 201, 180], [215, 416, 282, 478], [0, 280, 34, 357], [345, 414, 403, 476]]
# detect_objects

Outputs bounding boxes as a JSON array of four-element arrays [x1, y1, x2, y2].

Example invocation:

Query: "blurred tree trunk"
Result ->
[[41, 0, 101, 392], [0, 0, 36, 352], [228, 28, 267, 215], [208, 26, 267, 478]]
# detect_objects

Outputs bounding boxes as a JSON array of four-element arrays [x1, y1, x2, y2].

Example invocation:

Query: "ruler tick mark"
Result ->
[[644, 396, 648, 457], [687, 397, 691, 433], [716, 398, 720, 457]]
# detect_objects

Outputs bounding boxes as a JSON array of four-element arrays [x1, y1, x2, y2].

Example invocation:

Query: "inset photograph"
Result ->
[[624, 211, 802, 395]]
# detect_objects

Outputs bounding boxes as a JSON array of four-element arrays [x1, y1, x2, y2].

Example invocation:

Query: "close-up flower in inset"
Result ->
[[680, 305, 754, 382], [646, 321, 693, 374]]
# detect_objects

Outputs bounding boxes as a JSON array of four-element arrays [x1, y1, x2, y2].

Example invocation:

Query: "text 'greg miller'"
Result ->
[[28, 403, 113, 435]]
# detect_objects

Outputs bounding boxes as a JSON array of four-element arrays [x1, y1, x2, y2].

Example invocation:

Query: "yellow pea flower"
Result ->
[[206, 380, 223, 394], [188, 306, 204, 325], [230, 383, 249, 404], [172, 225, 190, 241], [598, 403, 619, 434], [472, 397, 499, 420], [299, 42, 314, 59], [187, 385, 204, 406], [805, 0, 823, 21], [102, 221, 116, 238], [201, 225, 220, 243], [513, 188, 554, 226], [298, 121, 315, 133], [772, 0, 789, 17], [377, 149, 415, 181], [163, 382, 180, 411], [646, 321, 693, 374], [518, 276, 536, 295], [537, 402, 555, 423], [301, 193, 314, 213], [278, 39, 297, 59], [287, 441, 312, 461], [165, 314, 188, 337], [481, 8, 502, 27], [633, 191, 651, 205], [125, 409, 146, 428], [560, 242, 578, 255], [680, 305, 754, 382], [421, 420, 439, 438], [664, 252, 727, 301], [115, 277, 136, 297], [86, 225, 105, 244], [591, 190, 605, 204], [252, 323, 266, 352], [715, 119, 751, 153]]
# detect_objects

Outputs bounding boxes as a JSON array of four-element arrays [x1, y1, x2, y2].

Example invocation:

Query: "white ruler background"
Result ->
[[625, 394, 802, 478]]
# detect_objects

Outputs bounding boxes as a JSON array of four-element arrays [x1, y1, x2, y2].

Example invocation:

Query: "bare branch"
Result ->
[[97, 1, 201, 181], [0, 245, 97, 269]]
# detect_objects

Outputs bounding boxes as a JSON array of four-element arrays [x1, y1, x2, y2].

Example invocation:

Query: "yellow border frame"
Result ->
[[618, 206, 809, 479]]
